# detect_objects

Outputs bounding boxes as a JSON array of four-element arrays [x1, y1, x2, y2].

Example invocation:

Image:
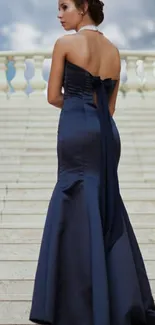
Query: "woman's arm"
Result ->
[[47, 36, 67, 108], [108, 78, 120, 117], [108, 48, 121, 116]]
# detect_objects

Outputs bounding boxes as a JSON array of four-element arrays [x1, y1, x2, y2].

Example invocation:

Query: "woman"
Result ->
[[29, 1, 155, 324]]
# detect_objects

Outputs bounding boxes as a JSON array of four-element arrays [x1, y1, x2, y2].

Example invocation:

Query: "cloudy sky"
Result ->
[[0, 0, 155, 51]]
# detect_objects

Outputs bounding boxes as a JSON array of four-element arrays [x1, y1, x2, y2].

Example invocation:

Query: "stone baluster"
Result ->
[[29, 55, 46, 99], [125, 56, 143, 107], [10, 55, 27, 98], [142, 56, 155, 108], [116, 59, 126, 110], [0, 56, 9, 101], [126, 56, 138, 88], [8, 55, 29, 108], [143, 56, 155, 91]]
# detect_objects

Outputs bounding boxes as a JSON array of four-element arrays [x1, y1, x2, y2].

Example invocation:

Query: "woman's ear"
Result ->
[[83, 0, 89, 14]]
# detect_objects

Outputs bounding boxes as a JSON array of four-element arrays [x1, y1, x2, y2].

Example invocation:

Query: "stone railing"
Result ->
[[0, 49, 155, 108]]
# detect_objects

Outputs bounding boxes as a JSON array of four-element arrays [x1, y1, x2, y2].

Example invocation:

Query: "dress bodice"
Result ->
[[63, 59, 117, 102]]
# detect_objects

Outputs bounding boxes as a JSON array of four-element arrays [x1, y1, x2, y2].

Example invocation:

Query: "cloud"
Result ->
[[1, 23, 42, 50], [1, 22, 64, 51], [0, 0, 155, 51]]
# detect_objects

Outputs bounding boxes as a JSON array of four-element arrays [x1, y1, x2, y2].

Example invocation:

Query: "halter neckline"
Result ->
[[77, 25, 99, 33]]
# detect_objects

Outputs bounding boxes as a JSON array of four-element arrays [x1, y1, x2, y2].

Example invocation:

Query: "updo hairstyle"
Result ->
[[74, 0, 104, 26]]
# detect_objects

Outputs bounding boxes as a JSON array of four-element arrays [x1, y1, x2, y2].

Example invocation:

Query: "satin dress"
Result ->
[[29, 59, 155, 325]]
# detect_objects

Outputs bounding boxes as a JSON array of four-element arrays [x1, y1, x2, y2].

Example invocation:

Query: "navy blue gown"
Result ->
[[29, 59, 155, 325]]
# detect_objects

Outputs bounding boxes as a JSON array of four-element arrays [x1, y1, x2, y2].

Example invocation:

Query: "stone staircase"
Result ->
[[0, 99, 155, 324]]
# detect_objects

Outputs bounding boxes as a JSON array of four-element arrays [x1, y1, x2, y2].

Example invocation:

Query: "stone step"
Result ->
[[116, 111, 155, 117], [117, 115, 155, 121], [0, 115, 59, 122], [0, 159, 154, 170], [1, 140, 155, 150], [118, 165, 155, 172], [120, 188, 155, 200], [0, 128, 57, 135], [0, 105, 153, 111], [1, 147, 154, 157], [0, 243, 155, 261], [129, 134, 155, 140], [0, 163, 155, 173], [0, 182, 56, 189], [0, 172, 57, 182], [0, 153, 57, 161], [1, 147, 154, 156], [0, 280, 34, 301], [1, 183, 155, 195], [0, 223, 44, 229], [121, 156, 155, 164], [0, 278, 155, 301], [0, 120, 155, 128], [0, 181, 155, 190], [120, 173, 155, 182], [1, 164, 155, 173], [0, 259, 154, 280], [0, 155, 154, 165], [0, 165, 58, 173], [0, 244, 39, 261], [0, 121, 58, 128], [0, 227, 155, 244], [0, 175, 153, 185], [1, 114, 155, 122], [0, 172, 50, 182], [0, 156, 135, 165], [117, 120, 155, 126], [0, 221, 155, 229], [1, 212, 154, 225], [0, 261, 37, 280], [0, 110, 151, 117], [0, 109, 59, 116], [1, 105, 153, 112], [0, 108, 154, 116], [0, 157, 140, 165], [0, 301, 32, 324], [0, 146, 57, 153], [1, 197, 155, 214], [0, 132, 57, 140], [0, 142, 59, 149], [1, 187, 155, 201], [0, 127, 154, 135], [1, 172, 153, 183], [1, 133, 155, 141]]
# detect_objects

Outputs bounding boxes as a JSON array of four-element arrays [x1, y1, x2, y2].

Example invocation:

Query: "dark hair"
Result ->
[[74, 0, 104, 26]]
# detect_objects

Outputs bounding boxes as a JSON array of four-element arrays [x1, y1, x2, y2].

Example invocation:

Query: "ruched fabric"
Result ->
[[29, 60, 155, 325]]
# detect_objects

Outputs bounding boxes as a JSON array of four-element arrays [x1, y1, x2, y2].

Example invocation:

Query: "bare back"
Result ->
[[47, 30, 121, 115], [65, 31, 121, 114], [66, 31, 121, 81]]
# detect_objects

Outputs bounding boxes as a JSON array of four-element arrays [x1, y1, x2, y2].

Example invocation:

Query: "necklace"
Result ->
[[78, 25, 98, 32]]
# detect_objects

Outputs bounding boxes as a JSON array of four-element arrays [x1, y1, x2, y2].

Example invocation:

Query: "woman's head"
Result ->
[[58, 0, 104, 31]]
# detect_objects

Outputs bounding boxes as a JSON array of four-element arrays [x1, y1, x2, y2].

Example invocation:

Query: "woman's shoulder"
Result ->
[[54, 33, 80, 46], [54, 33, 88, 59], [53, 33, 80, 53]]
